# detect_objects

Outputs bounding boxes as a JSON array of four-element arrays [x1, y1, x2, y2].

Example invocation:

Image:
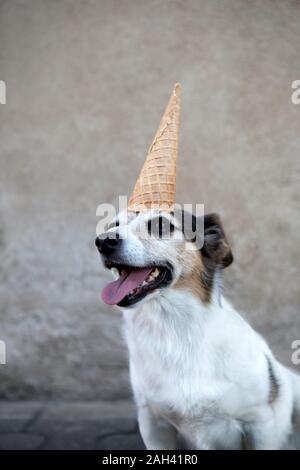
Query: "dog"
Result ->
[[95, 209, 300, 450]]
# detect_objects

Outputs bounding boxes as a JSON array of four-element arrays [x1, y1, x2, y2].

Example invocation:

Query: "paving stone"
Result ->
[[30, 417, 138, 450], [0, 419, 28, 433], [4, 401, 140, 450], [30, 417, 137, 436], [0, 401, 140, 450], [0, 401, 43, 421], [0, 402, 43, 433], [0, 401, 299, 450], [40, 427, 99, 450], [0, 432, 45, 450], [97, 432, 145, 450], [37, 400, 136, 422]]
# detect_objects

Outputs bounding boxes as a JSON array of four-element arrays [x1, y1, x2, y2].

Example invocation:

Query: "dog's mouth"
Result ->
[[101, 262, 173, 307]]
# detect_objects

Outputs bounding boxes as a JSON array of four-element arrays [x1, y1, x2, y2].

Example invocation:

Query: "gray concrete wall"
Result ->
[[0, 0, 299, 400]]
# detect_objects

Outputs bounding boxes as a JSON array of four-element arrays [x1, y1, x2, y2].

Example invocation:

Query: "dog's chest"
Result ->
[[124, 305, 228, 413], [129, 344, 242, 449], [129, 339, 221, 406], [124, 302, 245, 449]]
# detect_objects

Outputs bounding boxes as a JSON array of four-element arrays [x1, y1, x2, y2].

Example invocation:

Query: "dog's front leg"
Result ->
[[246, 421, 287, 450], [137, 405, 178, 450]]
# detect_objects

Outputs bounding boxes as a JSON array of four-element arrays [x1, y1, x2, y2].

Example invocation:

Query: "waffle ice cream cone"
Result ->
[[128, 83, 181, 212]]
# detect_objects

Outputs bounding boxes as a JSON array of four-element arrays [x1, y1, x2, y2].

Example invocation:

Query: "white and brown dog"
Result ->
[[96, 209, 300, 450]]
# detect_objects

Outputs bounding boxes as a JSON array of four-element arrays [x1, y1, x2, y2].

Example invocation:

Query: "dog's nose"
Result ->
[[95, 233, 122, 255]]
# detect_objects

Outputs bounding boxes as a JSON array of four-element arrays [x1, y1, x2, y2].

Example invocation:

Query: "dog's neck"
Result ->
[[122, 283, 231, 384], [123, 279, 224, 338]]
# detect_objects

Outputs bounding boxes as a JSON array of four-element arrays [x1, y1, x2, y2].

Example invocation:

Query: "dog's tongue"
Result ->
[[101, 267, 153, 305]]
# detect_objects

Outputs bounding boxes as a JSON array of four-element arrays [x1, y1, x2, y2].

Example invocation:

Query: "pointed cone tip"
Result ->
[[173, 82, 181, 96], [128, 84, 181, 212]]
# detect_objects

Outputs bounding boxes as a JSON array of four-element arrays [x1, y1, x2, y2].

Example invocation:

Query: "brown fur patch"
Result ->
[[173, 252, 214, 303], [172, 212, 233, 304]]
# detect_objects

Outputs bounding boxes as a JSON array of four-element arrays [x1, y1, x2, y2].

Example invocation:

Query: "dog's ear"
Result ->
[[201, 213, 233, 268]]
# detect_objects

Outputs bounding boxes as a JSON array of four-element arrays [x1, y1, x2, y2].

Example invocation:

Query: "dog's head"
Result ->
[[95, 210, 233, 308]]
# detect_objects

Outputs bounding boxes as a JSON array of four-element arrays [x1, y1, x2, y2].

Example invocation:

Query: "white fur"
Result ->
[[124, 290, 299, 449], [104, 210, 300, 449]]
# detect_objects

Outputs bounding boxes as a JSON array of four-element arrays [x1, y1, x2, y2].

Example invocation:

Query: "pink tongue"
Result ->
[[101, 267, 153, 305]]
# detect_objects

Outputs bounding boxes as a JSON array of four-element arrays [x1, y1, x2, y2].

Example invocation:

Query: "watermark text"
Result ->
[[0, 80, 6, 104], [0, 340, 6, 365], [291, 80, 300, 104], [291, 340, 300, 365]]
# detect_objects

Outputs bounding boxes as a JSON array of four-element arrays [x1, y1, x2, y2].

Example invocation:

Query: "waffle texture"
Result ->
[[128, 83, 181, 212]]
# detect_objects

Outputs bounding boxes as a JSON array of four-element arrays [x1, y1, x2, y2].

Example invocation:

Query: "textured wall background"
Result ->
[[0, 0, 299, 400]]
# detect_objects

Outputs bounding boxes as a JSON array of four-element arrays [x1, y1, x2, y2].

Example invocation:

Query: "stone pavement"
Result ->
[[0, 401, 145, 450], [1, 401, 300, 450]]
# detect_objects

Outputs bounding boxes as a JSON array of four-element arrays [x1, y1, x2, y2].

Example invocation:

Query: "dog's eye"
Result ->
[[148, 216, 174, 238]]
